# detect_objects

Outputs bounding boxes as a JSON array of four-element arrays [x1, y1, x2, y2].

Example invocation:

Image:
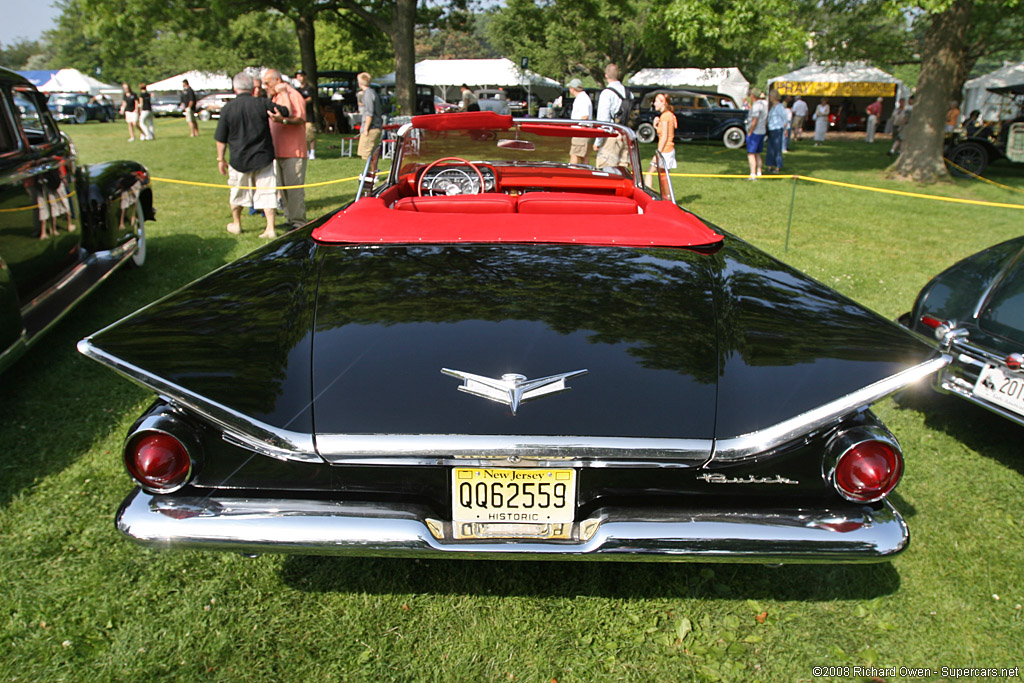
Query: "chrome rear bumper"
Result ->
[[116, 488, 909, 563]]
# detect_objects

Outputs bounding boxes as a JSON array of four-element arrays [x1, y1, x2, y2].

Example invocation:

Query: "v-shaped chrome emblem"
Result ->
[[441, 368, 588, 415]]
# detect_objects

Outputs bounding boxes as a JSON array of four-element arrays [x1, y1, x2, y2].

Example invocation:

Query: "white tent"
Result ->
[[628, 68, 750, 105], [38, 68, 117, 96], [147, 70, 232, 92], [767, 62, 903, 100], [963, 62, 1024, 122], [380, 58, 563, 100]]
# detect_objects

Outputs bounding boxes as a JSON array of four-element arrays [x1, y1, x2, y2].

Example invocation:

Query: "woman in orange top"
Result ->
[[646, 93, 677, 185]]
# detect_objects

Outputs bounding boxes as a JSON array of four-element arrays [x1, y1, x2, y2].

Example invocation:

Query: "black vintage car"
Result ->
[[82, 112, 945, 563], [945, 83, 1024, 177], [46, 92, 116, 124], [0, 68, 153, 374], [902, 236, 1024, 426], [634, 89, 747, 149]]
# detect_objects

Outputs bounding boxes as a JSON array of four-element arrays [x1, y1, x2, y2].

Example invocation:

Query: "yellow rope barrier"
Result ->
[[149, 175, 362, 190], [148, 169, 1024, 211], [669, 172, 1024, 210], [0, 190, 78, 214], [942, 158, 1024, 195]]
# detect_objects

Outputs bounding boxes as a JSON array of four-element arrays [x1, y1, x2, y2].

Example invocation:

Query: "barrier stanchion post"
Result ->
[[785, 175, 797, 253]]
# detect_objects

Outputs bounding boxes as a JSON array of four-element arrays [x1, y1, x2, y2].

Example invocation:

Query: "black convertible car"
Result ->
[[902, 236, 1024, 426], [81, 112, 945, 563], [0, 68, 153, 374]]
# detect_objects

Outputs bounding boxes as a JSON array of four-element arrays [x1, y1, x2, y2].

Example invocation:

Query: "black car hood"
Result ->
[[81, 227, 941, 460]]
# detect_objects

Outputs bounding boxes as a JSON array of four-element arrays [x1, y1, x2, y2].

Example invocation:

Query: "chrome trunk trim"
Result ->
[[713, 356, 949, 462], [77, 339, 322, 463], [314, 434, 712, 467], [116, 488, 909, 563]]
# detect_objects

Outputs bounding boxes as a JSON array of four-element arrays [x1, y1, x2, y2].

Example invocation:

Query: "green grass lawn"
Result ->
[[1, 120, 1023, 682]]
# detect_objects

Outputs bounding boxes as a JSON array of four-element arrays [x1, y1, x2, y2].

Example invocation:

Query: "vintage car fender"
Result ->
[[0, 259, 26, 369], [79, 160, 155, 254], [908, 236, 1024, 339]]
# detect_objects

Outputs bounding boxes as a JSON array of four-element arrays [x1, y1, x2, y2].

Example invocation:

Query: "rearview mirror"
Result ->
[[497, 139, 535, 151]]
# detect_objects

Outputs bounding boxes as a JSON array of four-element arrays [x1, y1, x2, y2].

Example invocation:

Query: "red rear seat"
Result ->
[[516, 192, 638, 215], [394, 195, 516, 213]]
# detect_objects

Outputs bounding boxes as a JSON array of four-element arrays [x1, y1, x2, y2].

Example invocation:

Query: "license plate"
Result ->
[[452, 468, 576, 524], [974, 365, 1024, 416]]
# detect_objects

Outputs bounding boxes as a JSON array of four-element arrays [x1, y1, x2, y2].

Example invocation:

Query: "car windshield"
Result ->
[[50, 95, 80, 105], [395, 121, 635, 181], [981, 260, 1024, 340]]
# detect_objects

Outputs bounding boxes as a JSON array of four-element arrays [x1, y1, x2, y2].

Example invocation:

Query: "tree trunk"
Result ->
[[890, 0, 972, 183], [294, 11, 320, 131], [391, 0, 416, 115]]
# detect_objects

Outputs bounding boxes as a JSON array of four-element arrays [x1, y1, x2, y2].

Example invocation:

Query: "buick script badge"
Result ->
[[441, 368, 587, 415]]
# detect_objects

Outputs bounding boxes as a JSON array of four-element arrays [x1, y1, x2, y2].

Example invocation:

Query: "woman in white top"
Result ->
[[813, 98, 830, 145]]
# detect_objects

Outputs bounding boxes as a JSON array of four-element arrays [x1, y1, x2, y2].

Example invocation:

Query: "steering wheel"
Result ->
[[417, 156, 486, 196]]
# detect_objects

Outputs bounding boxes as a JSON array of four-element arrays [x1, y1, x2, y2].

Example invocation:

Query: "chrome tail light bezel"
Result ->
[[823, 426, 904, 504], [123, 409, 202, 494]]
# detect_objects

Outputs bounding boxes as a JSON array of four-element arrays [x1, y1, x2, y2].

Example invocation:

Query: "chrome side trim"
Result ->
[[21, 240, 137, 344], [116, 488, 909, 563], [713, 356, 950, 462], [314, 434, 712, 467], [77, 339, 322, 463]]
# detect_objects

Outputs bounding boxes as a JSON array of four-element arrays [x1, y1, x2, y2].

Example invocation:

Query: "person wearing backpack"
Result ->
[[593, 63, 632, 169]]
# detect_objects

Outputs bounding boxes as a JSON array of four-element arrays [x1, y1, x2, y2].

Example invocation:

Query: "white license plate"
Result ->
[[452, 468, 576, 524], [974, 365, 1024, 416]]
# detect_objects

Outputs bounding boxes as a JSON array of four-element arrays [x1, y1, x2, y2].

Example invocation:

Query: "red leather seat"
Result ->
[[516, 192, 638, 215], [393, 195, 516, 213]]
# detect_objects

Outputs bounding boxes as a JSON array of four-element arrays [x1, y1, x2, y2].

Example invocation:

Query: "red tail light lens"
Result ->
[[833, 440, 903, 503], [126, 433, 193, 493]]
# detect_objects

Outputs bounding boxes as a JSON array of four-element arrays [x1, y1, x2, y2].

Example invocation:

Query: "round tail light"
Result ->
[[125, 432, 193, 493], [826, 428, 903, 504]]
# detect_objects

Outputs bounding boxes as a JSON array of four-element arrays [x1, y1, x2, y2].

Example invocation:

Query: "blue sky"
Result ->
[[0, 0, 61, 46]]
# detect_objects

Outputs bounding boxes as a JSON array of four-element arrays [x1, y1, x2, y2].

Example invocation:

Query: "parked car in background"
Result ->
[[196, 92, 235, 121], [828, 111, 866, 131], [634, 89, 747, 149], [0, 68, 154, 374], [151, 93, 183, 117], [434, 95, 458, 114], [901, 235, 1024, 427], [945, 83, 1024, 177], [474, 89, 511, 115], [46, 92, 115, 124], [81, 111, 945, 564]]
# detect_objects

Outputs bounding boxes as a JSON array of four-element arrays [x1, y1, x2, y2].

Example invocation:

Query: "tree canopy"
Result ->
[[7, 0, 1024, 182]]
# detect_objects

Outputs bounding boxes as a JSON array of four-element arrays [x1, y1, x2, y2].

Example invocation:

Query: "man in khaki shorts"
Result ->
[[567, 78, 592, 165], [357, 72, 383, 163], [593, 64, 630, 169], [214, 72, 290, 238]]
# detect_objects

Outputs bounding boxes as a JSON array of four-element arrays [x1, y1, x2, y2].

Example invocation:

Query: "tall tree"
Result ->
[[487, 0, 677, 81], [0, 39, 49, 70], [891, 0, 974, 182], [663, 0, 809, 75], [336, 0, 418, 113]]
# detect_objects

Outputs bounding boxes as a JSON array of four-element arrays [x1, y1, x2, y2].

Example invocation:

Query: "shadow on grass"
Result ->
[[280, 555, 900, 601], [894, 385, 1024, 478], [0, 232, 238, 509]]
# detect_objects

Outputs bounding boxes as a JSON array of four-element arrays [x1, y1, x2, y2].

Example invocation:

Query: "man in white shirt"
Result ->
[[593, 63, 629, 169], [791, 95, 808, 141], [567, 78, 593, 165]]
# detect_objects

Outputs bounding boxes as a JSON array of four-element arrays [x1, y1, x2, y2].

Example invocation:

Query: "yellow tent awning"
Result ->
[[773, 81, 897, 98]]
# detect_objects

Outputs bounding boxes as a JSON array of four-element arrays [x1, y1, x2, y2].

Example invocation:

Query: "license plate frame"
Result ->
[[973, 364, 1024, 417], [451, 467, 576, 525]]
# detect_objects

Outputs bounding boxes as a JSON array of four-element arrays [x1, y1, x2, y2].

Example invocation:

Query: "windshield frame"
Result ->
[[388, 117, 644, 189]]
